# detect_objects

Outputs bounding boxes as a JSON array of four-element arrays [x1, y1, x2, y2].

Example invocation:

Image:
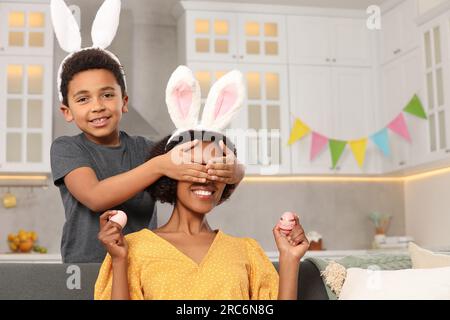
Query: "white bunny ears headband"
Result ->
[[50, 0, 126, 102], [165, 66, 245, 146]]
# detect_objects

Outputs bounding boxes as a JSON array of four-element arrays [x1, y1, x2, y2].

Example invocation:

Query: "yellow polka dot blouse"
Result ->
[[94, 229, 279, 300]]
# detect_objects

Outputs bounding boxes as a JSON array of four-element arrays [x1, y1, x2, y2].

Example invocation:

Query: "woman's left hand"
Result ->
[[206, 140, 245, 184], [273, 215, 309, 262]]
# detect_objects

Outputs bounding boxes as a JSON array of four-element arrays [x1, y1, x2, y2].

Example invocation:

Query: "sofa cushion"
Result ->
[[339, 266, 450, 300], [306, 254, 412, 300], [409, 242, 450, 269]]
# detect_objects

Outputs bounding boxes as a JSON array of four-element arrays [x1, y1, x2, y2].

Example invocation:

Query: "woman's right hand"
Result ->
[[98, 210, 128, 261]]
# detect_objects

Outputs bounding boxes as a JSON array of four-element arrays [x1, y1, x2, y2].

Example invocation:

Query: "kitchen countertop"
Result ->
[[266, 249, 410, 261], [0, 253, 62, 263], [2, 248, 448, 263], [2, 250, 400, 263]]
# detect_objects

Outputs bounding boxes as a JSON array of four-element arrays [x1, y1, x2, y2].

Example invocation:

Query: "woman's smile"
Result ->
[[190, 183, 217, 201]]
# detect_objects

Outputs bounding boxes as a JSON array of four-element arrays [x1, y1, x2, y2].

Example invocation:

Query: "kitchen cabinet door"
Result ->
[[0, 2, 53, 56], [237, 64, 290, 174], [185, 11, 238, 63], [0, 56, 53, 173], [419, 14, 450, 166], [379, 49, 425, 173], [287, 16, 332, 66], [188, 62, 290, 175], [288, 16, 373, 67], [237, 13, 287, 64], [381, 0, 419, 65], [332, 18, 373, 67], [289, 65, 335, 174], [330, 66, 379, 174], [403, 49, 428, 168]]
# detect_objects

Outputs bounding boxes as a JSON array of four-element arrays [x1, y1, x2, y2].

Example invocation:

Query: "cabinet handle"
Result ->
[[393, 49, 401, 54], [232, 54, 237, 59], [239, 55, 244, 59], [399, 161, 406, 166], [326, 58, 330, 62], [0, 47, 4, 51], [332, 58, 336, 62], [445, 149, 450, 153]]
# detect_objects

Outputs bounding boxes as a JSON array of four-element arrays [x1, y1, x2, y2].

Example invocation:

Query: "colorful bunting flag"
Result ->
[[329, 140, 347, 169], [371, 129, 390, 156], [349, 139, 368, 168], [310, 132, 328, 161], [404, 95, 427, 119], [287, 94, 426, 169], [288, 118, 311, 145], [388, 113, 411, 142]]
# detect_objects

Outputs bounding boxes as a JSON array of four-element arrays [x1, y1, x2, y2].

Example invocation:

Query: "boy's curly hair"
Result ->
[[60, 48, 127, 107], [148, 130, 238, 205]]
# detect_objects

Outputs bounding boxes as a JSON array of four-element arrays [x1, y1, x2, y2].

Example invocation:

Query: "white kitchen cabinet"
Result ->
[[289, 64, 377, 174], [289, 65, 333, 174], [237, 13, 287, 64], [187, 62, 291, 174], [288, 14, 379, 174], [182, 11, 287, 64], [183, 11, 238, 63], [379, 48, 426, 173], [416, 10, 450, 167], [0, 2, 53, 56], [381, 0, 419, 65], [0, 1, 53, 173], [177, 2, 416, 175], [331, 67, 379, 174], [287, 16, 373, 67], [0, 56, 53, 173]]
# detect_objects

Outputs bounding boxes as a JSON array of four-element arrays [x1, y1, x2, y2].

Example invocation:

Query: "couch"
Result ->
[[0, 260, 328, 300]]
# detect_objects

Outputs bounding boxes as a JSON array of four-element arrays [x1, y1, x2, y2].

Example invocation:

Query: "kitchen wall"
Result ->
[[0, 178, 406, 253], [405, 172, 450, 249], [158, 181, 406, 252], [0, 0, 407, 254]]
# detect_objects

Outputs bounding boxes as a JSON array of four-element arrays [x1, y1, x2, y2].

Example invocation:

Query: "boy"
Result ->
[[51, 49, 244, 263]]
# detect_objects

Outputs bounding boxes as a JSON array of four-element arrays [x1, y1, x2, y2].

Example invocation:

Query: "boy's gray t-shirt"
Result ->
[[51, 131, 157, 263]]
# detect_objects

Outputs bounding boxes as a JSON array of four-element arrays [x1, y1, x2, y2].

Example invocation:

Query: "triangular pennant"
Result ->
[[288, 118, 311, 145], [404, 94, 427, 119], [388, 113, 411, 142], [349, 138, 368, 168], [310, 132, 328, 161], [329, 140, 347, 169], [371, 128, 390, 156]]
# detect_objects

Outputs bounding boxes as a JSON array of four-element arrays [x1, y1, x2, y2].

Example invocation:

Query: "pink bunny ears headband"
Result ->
[[50, 0, 127, 102], [165, 66, 245, 145]]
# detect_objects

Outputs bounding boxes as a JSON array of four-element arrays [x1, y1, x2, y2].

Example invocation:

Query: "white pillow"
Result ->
[[408, 242, 450, 269], [338, 267, 450, 300]]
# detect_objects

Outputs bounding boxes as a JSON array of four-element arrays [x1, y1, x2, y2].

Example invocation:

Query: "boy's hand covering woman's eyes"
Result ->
[[159, 140, 210, 184], [273, 214, 309, 262], [206, 140, 245, 184], [98, 210, 128, 261], [158, 139, 244, 185]]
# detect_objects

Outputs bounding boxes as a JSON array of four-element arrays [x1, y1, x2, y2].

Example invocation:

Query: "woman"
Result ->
[[94, 131, 309, 300]]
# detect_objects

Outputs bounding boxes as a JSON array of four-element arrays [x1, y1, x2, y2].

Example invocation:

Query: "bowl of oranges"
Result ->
[[7, 229, 47, 253]]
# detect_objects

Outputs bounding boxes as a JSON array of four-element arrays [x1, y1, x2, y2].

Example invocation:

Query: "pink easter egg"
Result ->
[[278, 211, 296, 235], [109, 210, 127, 229]]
